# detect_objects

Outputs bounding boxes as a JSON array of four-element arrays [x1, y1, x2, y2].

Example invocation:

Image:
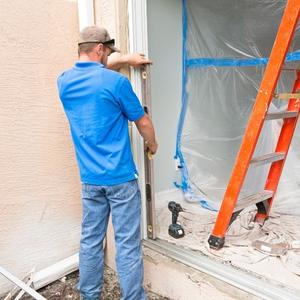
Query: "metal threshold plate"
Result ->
[[143, 239, 300, 300]]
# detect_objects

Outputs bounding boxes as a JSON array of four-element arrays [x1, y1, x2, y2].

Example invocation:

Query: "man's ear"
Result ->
[[97, 43, 104, 55]]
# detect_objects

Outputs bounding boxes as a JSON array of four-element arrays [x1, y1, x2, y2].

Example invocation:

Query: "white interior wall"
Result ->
[[147, 0, 182, 193]]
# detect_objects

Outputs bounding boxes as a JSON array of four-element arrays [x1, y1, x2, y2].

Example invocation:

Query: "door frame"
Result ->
[[127, 0, 152, 239]]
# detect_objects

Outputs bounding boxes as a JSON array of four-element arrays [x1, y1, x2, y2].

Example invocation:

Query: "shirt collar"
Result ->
[[74, 61, 105, 69]]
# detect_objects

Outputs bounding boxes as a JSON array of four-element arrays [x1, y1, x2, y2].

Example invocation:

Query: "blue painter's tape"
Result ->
[[175, 0, 190, 194], [186, 51, 300, 68], [187, 57, 268, 68], [199, 199, 218, 211], [286, 51, 300, 61]]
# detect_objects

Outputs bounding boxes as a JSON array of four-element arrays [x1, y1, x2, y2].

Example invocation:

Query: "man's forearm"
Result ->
[[107, 53, 128, 71], [135, 115, 158, 154], [107, 53, 152, 71], [138, 122, 156, 146]]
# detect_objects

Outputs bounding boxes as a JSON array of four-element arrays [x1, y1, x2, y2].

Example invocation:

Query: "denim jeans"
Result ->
[[78, 179, 146, 300]]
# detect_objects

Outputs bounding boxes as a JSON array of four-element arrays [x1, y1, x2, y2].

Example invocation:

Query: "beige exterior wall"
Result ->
[[0, 0, 81, 294], [94, 0, 128, 54], [0, 0, 129, 295]]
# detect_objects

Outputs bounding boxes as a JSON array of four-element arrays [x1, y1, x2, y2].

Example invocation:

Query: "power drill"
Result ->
[[168, 201, 185, 239]]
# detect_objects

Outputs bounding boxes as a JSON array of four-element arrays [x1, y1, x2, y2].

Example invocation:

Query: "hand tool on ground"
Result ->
[[168, 201, 185, 239]]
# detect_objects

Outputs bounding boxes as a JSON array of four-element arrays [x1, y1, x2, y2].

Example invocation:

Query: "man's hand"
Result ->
[[123, 53, 152, 68], [107, 53, 152, 71], [145, 140, 158, 155]]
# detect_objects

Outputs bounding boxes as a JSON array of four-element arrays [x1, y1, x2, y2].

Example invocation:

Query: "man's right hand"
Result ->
[[124, 53, 152, 68], [145, 140, 158, 155]]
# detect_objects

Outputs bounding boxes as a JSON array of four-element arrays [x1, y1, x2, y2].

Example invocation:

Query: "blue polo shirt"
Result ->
[[57, 61, 145, 185]]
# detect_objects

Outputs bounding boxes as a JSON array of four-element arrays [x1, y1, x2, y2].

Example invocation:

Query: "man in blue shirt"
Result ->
[[57, 26, 157, 300]]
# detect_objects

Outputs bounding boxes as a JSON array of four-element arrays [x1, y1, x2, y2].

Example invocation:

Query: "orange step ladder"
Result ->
[[208, 0, 300, 250]]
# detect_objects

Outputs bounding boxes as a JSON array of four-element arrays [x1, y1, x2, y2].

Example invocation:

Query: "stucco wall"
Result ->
[[94, 0, 129, 77], [0, 0, 81, 293]]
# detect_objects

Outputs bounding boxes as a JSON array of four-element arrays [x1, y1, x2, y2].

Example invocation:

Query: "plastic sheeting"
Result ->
[[176, 0, 300, 214]]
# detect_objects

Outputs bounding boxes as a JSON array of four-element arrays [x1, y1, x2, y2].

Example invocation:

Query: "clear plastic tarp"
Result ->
[[176, 0, 300, 215]]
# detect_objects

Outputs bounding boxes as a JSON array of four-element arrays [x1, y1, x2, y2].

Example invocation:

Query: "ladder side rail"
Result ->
[[256, 71, 300, 223], [208, 0, 300, 248]]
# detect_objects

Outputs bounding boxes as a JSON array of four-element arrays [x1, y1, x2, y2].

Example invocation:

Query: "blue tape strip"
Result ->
[[175, 0, 190, 192], [187, 51, 300, 68], [286, 51, 300, 61], [187, 57, 268, 68]]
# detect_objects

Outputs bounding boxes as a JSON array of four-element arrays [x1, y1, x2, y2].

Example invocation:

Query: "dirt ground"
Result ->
[[3, 266, 169, 300]]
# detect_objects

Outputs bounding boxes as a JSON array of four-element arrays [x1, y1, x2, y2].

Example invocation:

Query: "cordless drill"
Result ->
[[168, 201, 185, 239]]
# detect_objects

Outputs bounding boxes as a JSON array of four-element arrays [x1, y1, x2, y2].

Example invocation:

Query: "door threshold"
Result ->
[[143, 238, 300, 300]]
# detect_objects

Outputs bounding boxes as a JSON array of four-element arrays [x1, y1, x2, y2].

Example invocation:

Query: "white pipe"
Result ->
[[77, 0, 95, 31], [32, 254, 79, 290]]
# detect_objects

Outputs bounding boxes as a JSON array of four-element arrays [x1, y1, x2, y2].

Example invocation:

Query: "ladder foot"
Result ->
[[255, 213, 268, 225], [208, 235, 225, 250]]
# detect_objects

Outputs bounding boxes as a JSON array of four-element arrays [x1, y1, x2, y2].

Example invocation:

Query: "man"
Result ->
[[57, 26, 158, 300]]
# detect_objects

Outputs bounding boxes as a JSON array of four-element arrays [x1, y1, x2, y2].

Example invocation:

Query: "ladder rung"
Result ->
[[250, 152, 285, 166], [234, 190, 274, 212], [274, 93, 300, 100], [266, 111, 298, 120], [282, 61, 300, 71]]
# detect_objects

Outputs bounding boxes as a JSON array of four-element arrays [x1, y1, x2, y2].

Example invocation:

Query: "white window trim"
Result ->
[[128, 0, 149, 239]]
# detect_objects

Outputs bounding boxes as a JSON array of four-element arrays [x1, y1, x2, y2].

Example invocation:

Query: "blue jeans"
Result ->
[[78, 179, 146, 300]]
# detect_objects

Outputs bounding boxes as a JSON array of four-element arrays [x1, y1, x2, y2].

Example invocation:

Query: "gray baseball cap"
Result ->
[[78, 26, 120, 53]]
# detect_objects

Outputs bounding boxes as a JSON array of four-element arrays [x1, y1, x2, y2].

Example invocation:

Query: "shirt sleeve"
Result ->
[[117, 77, 145, 122]]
